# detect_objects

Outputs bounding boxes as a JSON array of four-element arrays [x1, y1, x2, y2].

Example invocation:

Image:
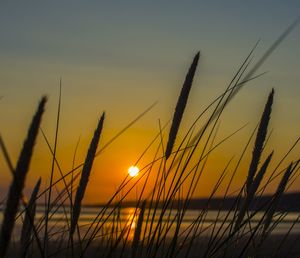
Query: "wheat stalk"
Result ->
[[235, 151, 273, 231], [263, 161, 298, 234], [165, 52, 200, 160], [246, 89, 274, 194], [70, 112, 105, 237], [0, 96, 47, 258]]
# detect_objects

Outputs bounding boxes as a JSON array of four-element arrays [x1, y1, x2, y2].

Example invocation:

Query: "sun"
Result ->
[[128, 166, 139, 177]]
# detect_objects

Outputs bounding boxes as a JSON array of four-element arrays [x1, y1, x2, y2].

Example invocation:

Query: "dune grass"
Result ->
[[0, 97, 47, 258], [0, 22, 300, 258]]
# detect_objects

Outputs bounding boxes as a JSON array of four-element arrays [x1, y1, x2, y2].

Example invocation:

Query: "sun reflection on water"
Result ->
[[126, 208, 139, 241]]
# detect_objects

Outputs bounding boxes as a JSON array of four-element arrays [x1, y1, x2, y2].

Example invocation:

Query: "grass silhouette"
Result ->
[[0, 21, 299, 258]]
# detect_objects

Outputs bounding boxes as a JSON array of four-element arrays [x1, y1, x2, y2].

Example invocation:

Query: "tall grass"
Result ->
[[165, 52, 200, 160], [71, 112, 105, 237], [0, 21, 299, 258], [246, 89, 274, 194], [0, 96, 47, 258], [19, 178, 41, 258]]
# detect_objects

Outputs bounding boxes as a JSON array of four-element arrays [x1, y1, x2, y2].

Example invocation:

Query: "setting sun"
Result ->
[[128, 166, 139, 177]]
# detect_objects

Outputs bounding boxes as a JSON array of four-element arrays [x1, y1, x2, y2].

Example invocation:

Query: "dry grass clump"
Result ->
[[0, 21, 299, 258]]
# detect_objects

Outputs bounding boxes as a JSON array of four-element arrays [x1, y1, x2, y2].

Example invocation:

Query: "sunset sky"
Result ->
[[0, 1, 299, 203]]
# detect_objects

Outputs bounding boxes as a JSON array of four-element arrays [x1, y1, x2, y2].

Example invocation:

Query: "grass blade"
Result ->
[[131, 200, 146, 258], [246, 89, 274, 194], [20, 178, 41, 258], [0, 96, 47, 258], [70, 112, 105, 237], [262, 161, 298, 234], [165, 52, 200, 160]]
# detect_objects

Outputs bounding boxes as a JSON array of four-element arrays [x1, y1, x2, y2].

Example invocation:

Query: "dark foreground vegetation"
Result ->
[[0, 21, 299, 258]]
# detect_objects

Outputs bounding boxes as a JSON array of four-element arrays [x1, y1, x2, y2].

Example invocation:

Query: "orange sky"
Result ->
[[0, 1, 299, 204]]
